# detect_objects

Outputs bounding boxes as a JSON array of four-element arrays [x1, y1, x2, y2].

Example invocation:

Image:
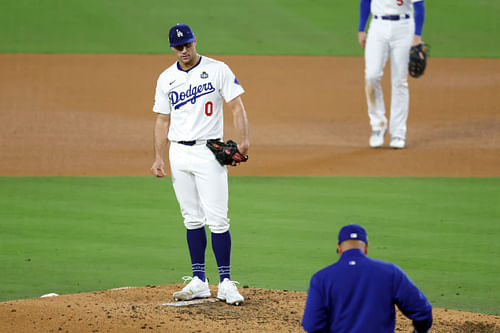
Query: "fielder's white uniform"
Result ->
[[153, 56, 244, 234], [364, 0, 423, 141]]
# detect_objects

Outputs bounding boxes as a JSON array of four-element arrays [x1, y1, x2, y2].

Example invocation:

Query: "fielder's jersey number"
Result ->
[[396, 0, 403, 6]]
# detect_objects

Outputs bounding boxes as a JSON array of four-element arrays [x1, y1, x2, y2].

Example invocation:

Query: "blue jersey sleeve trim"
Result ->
[[358, 0, 371, 32], [413, 1, 425, 36]]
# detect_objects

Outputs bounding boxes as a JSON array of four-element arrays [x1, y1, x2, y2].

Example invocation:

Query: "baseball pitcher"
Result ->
[[150, 24, 249, 305]]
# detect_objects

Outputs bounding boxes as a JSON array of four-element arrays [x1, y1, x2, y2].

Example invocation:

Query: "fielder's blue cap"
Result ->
[[338, 224, 368, 244], [169, 24, 196, 47]]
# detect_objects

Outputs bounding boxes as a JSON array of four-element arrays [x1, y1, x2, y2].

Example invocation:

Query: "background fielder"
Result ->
[[358, 0, 426, 149], [150, 24, 249, 305]]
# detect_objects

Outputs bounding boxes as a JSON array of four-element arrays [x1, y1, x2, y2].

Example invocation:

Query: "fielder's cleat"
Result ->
[[173, 276, 211, 301], [369, 130, 386, 148], [389, 137, 406, 149], [217, 278, 244, 305]]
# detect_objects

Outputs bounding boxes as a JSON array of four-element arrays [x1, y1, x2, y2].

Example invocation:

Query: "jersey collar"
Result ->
[[340, 248, 366, 259], [177, 55, 202, 73]]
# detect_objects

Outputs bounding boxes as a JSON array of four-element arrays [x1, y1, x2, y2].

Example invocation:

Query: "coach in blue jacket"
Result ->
[[302, 224, 432, 333]]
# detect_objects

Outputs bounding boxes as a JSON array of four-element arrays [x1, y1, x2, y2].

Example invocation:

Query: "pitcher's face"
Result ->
[[172, 41, 198, 69]]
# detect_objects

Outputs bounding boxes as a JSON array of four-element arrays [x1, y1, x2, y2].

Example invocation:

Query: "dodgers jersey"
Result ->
[[153, 56, 244, 142], [371, 0, 423, 16]]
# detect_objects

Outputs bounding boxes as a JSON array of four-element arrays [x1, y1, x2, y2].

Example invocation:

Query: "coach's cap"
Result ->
[[338, 224, 368, 244], [169, 24, 196, 47]]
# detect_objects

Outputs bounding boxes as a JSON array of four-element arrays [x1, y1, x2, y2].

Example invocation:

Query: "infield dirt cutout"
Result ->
[[0, 54, 499, 332]]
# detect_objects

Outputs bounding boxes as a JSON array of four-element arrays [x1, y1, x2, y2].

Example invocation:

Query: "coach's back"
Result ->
[[302, 224, 432, 333]]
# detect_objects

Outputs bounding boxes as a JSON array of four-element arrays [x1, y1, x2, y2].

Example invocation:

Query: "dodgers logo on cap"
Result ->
[[169, 24, 196, 47]]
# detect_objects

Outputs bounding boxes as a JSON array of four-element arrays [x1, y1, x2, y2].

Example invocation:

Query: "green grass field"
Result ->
[[1, 177, 499, 315], [0, 0, 499, 57]]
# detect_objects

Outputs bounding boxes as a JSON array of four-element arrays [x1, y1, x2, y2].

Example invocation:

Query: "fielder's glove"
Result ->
[[409, 43, 429, 78], [206, 139, 248, 166]]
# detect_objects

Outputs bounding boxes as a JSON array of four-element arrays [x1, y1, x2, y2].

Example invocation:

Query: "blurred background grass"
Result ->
[[0, 0, 498, 57]]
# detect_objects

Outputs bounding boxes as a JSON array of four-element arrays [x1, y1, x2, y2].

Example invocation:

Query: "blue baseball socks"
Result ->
[[186, 228, 232, 283], [186, 227, 207, 282], [211, 230, 231, 282]]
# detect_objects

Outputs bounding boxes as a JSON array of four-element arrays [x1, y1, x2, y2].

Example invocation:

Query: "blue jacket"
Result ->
[[302, 249, 432, 333]]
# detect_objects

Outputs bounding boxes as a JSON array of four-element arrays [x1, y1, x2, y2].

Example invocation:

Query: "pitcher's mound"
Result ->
[[1, 284, 499, 332]]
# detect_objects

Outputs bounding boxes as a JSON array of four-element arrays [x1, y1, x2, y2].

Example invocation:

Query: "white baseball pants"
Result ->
[[169, 142, 230, 234], [364, 16, 415, 139]]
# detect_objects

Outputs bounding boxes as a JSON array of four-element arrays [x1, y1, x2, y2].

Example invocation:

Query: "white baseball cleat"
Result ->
[[369, 130, 386, 148], [217, 278, 244, 305], [389, 137, 406, 149], [173, 276, 211, 301]]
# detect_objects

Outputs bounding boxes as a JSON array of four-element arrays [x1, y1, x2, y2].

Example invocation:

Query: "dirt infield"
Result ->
[[0, 54, 498, 177], [0, 54, 499, 331], [1, 285, 499, 332]]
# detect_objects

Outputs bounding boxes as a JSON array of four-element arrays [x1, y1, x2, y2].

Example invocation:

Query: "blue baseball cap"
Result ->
[[338, 224, 368, 244], [169, 24, 196, 47]]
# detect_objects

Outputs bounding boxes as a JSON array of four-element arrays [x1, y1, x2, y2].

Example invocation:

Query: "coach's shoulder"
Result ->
[[366, 256, 401, 273]]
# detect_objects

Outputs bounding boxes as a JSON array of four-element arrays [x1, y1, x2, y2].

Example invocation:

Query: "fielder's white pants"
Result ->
[[169, 142, 229, 234], [364, 17, 415, 139]]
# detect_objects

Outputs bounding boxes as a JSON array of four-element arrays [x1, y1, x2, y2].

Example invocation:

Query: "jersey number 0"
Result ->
[[205, 101, 213, 116]]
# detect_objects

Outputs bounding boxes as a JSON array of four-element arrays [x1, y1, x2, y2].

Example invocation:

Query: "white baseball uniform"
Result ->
[[364, 0, 423, 140], [153, 56, 244, 233]]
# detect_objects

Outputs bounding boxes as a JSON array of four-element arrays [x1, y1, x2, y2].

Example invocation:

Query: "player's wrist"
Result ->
[[412, 35, 422, 46], [238, 143, 249, 156]]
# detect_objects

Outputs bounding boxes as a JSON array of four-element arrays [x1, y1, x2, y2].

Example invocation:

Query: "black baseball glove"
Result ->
[[206, 139, 248, 166], [409, 43, 429, 78]]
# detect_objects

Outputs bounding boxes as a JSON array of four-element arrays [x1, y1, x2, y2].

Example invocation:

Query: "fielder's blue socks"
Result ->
[[186, 227, 206, 282], [211, 230, 231, 282]]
